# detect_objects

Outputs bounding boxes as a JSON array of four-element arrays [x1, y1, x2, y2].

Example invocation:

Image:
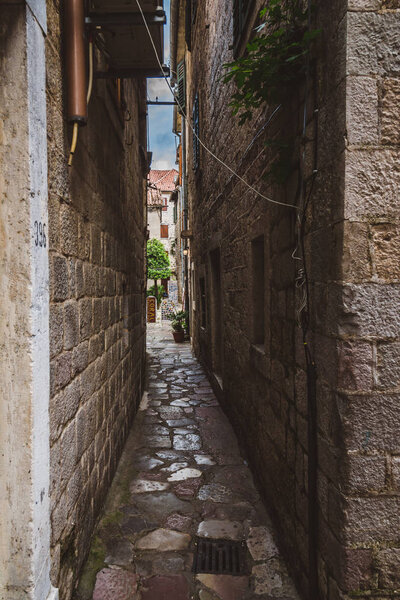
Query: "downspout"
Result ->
[[182, 121, 190, 334], [65, 0, 88, 165]]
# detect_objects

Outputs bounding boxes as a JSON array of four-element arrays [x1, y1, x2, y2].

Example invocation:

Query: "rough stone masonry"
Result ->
[[183, 0, 400, 598], [46, 2, 147, 596]]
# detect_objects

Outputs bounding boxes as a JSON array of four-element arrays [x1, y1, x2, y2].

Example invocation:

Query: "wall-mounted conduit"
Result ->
[[65, 0, 89, 166]]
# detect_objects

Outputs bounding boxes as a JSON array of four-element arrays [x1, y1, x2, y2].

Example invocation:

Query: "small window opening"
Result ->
[[252, 235, 265, 346]]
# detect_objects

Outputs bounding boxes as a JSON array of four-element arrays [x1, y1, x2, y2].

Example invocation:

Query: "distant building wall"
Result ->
[[46, 3, 147, 597], [183, 0, 400, 598]]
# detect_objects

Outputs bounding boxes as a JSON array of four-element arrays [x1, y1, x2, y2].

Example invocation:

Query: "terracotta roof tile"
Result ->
[[148, 169, 178, 192], [147, 186, 164, 207]]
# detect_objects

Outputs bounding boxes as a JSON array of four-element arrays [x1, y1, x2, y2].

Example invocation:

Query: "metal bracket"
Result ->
[[85, 12, 166, 26], [94, 66, 170, 79]]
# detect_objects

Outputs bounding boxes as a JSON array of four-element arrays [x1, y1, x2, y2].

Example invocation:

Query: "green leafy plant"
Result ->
[[223, 1, 320, 183], [147, 284, 165, 308], [224, 0, 320, 124], [147, 238, 171, 298], [171, 310, 187, 332]]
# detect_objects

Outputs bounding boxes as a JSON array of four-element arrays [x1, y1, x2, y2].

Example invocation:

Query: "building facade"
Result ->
[[147, 168, 182, 303], [0, 1, 166, 598], [171, 1, 400, 599]]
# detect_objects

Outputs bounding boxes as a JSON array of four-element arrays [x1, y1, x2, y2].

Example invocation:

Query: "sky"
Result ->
[[147, 0, 177, 171]]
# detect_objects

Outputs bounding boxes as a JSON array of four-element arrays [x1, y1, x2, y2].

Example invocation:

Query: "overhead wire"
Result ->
[[134, 0, 298, 211]]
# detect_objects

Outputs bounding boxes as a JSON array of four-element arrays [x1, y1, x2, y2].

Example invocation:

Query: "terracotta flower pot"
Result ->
[[172, 330, 185, 343]]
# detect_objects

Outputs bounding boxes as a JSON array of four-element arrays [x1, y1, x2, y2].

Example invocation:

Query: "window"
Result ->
[[161, 224, 169, 238], [199, 276, 206, 329], [173, 201, 178, 224], [210, 249, 222, 376], [176, 60, 186, 114], [233, 0, 253, 57], [162, 196, 168, 212], [251, 235, 265, 345], [193, 93, 200, 171]]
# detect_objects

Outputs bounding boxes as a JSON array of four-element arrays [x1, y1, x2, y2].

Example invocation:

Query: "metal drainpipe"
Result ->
[[65, 0, 87, 124], [182, 121, 190, 335]]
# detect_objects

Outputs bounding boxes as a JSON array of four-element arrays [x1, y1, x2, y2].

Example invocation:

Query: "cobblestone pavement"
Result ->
[[76, 324, 300, 600]]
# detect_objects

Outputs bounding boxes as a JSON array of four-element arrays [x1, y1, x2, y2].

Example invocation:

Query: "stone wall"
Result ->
[[46, 3, 147, 597], [185, 0, 400, 598], [337, 1, 400, 596]]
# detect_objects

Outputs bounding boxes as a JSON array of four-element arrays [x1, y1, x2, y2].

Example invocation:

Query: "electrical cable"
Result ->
[[87, 40, 94, 104], [134, 0, 298, 211], [68, 122, 79, 167]]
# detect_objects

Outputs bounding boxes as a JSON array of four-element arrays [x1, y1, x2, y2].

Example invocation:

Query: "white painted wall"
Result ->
[[0, 4, 57, 599]]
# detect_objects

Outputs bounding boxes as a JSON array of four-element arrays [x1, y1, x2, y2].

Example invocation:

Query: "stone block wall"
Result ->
[[335, 1, 400, 597], [186, 0, 400, 598], [46, 3, 147, 597]]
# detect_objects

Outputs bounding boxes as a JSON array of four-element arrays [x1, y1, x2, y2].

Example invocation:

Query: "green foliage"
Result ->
[[171, 310, 187, 332], [147, 284, 165, 308], [223, 0, 320, 125], [147, 238, 171, 281]]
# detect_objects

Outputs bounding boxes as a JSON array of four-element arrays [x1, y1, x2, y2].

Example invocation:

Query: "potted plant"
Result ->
[[171, 310, 187, 343]]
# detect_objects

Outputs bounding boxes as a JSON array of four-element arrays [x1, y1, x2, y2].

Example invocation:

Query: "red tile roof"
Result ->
[[147, 186, 164, 207], [148, 169, 178, 192]]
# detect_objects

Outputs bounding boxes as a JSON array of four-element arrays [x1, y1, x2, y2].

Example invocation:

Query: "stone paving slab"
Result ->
[[75, 324, 300, 600]]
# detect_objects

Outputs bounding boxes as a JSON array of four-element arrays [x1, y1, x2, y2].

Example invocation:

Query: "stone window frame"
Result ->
[[233, 0, 256, 58], [248, 221, 271, 380]]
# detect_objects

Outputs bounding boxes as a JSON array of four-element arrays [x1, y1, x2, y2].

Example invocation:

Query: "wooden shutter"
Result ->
[[161, 224, 169, 238], [193, 93, 200, 171], [176, 60, 186, 114]]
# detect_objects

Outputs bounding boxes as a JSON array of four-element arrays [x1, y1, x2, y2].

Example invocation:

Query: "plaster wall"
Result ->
[[0, 5, 57, 599]]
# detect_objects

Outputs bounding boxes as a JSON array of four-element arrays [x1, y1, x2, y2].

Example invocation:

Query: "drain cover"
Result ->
[[193, 537, 248, 575]]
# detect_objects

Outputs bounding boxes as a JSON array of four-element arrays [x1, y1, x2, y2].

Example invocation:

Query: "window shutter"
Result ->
[[176, 60, 186, 114], [193, 93, 200, 171], [161, 224, 169, 238]]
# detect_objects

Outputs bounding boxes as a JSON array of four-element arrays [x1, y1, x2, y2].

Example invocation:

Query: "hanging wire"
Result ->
[[134, 0, 298, 211]]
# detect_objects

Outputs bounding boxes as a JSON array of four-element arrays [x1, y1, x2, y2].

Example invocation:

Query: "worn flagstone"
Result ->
[[76, 324, 300, 600]]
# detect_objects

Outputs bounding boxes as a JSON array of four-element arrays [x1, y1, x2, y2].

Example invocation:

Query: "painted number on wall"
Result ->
[[34, 221, 47, 248]]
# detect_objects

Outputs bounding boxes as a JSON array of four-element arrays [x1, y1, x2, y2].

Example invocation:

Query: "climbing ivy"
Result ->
[[223, 1, 320, 183], [224, 0, 320, 125]]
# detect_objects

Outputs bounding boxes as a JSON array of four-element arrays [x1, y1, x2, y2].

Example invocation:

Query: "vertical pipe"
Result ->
[[65, 0, 87, 124]]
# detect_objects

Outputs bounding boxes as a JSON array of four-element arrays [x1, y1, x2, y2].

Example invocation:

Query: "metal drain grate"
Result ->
[[193, 537, 247, 575]]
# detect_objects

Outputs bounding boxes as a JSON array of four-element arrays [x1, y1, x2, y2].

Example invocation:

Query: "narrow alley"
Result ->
[[2, 1, 400, 599], [77, 325, 299, 600]]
